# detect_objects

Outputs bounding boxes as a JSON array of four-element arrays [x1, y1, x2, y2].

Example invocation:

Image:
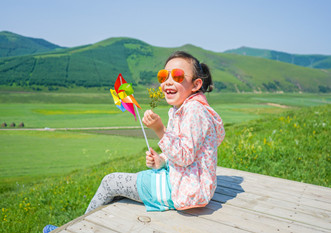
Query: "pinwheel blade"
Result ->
[[115, 103, 126, 112], [110, 89, 121, 106], [122, 102, 136, 120], [118, 90, 127, 100], [119, 83, 134, 96], [114, 73, 127, 93], [122, 95, 141, 109]]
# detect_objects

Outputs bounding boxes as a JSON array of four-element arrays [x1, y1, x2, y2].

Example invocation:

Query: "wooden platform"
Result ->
[[53, 167, 331, 233]]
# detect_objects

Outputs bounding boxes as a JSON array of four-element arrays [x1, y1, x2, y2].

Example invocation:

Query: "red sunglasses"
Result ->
[[157, 69, 186, 83]]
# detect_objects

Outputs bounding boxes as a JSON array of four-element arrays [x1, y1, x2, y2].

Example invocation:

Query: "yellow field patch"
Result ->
[[33, 109, 120, 115]]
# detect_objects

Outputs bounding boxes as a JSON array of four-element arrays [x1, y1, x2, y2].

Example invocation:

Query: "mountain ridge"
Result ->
[[0, 31, 65, 58], [224, 46, 331, 69], [0, 32, 330, 93]]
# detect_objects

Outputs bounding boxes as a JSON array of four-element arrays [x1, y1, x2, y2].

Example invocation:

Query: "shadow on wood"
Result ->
[[180, 175, 245, 217]]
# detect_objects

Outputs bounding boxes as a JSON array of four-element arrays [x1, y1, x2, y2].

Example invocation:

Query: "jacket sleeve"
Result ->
[[158, 102, 212, 167]]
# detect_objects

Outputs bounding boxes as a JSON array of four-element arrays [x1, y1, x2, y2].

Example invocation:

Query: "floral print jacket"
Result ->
[[158, 92, 225, 210]]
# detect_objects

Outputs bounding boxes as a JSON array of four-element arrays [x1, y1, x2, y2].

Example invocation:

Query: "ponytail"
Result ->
[[199, 63, 213, 93]]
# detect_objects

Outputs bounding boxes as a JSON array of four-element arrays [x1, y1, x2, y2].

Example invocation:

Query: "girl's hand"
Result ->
[[142, 110, 162, 130], [142, 110, 166, 139], [146, 148, 165, 169]]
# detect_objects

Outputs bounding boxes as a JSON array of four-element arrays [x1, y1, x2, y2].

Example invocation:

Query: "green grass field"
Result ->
[[0, 130, 159, 182], [0, 91, 330, 232], [0, 91, 330, 183]]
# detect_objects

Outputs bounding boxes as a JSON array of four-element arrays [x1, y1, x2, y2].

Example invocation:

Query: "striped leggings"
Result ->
[[85, 173, 142, 214]]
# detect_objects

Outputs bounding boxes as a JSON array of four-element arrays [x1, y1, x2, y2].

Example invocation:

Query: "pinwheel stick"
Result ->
[[111, 73, 150, 152], [134, 104, 150, 151]]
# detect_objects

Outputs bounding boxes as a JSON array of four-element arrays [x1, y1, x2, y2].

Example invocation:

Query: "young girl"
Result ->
[[139, 51, 225, 210], [44, 51, 225, 232], [84, 50, 225, 213]]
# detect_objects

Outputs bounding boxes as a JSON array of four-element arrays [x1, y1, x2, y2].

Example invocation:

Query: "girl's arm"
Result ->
[[142, 110, 166, 140]]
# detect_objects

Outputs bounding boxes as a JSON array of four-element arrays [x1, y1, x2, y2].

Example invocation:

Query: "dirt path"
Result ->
[[266, 103, 290, 108], [0, 126, 142, 131]]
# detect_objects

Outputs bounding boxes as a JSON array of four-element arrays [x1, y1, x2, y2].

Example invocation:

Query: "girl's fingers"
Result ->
[[146, 147, 159, 169], [144, 110, 153, 119], [144, 110, 158, 121], [146, 155, 153, 162], [146, 155, 155, 168], [143, 110, 155, 126], [146, 152, 154, 164], [147, 114, 155, 123], [149, 147, 154, 154], [149, 147, 158, 157], [146, 150, 152, 157]]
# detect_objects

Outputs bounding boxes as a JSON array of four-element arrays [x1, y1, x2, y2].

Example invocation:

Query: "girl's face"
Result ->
[[161, 58, 201, 108]]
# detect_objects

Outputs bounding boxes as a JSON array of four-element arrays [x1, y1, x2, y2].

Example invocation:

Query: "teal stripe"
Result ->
[[137, 168, 175, 211]]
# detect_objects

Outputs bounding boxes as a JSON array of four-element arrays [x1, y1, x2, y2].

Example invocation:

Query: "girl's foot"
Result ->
[[43, 224, 58, 233]]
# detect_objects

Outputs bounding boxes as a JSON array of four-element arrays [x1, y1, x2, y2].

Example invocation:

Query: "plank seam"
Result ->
[[84, 218, 122, 233], [224, 202, 331, 232]]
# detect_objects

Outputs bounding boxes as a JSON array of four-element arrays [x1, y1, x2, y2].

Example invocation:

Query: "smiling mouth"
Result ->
[[166, 89, 177, 95]]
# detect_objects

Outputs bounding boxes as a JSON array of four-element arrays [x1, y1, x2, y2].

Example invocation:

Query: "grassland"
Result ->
[[0, 91, 330, 232], [219, 105, 330, 187], [0, 130, 159, 184], [0, 91, 330, 183]]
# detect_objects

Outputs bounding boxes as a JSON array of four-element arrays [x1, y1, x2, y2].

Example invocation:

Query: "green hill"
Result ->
[[0, 36, 330, 93], [0, 31, 64, 58], [224, 46, 331, 69]]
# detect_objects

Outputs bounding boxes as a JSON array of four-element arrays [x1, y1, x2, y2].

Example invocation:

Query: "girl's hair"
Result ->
[[165, 51, 213, 93]]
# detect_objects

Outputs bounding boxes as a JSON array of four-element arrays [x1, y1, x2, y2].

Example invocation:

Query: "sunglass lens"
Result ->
[[157, 70, 168, 83], [171, 69, 185, 83]]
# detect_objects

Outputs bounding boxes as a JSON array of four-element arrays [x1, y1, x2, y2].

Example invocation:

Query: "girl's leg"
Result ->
[[85, 172, 141, 214]]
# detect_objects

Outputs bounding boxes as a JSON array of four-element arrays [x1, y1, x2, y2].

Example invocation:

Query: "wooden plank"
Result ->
[[305, 185, 331, 202], [65, 219, 118, 233], [217, 169, 331, 209], [212, 192, 330, 231], [97, 199, 249, 233], [216, 167, 331, 202], [56, 230, 72, 233], [85, 209, 152, 233], [222, 183, 331, 212], [215, 185, 331, 220], [215, 167, 331, 232], [184, 200, 329, 233]]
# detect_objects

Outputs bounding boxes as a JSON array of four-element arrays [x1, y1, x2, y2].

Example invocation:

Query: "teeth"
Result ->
[[166, 90, 176, 94]]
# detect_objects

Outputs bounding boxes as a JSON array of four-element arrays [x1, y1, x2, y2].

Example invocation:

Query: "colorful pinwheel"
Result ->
[[110, 73, 141, 120], [110, 73, 150, 150]]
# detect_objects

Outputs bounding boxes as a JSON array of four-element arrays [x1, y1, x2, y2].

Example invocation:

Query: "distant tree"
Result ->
[[263, 82, 277, 91], [48, 86, 59, 91], [1, 122, 7, 127], [319, 85, 331, 93], [139, 71, 156, 85], [213, 81, 227, 92], [10, 122, 16, 127], [274, 80, 281, 87], [18, 122, 24, 128]]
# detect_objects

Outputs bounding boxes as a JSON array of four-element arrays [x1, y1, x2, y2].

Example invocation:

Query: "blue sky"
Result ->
[[1, 0, 330, 54]]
